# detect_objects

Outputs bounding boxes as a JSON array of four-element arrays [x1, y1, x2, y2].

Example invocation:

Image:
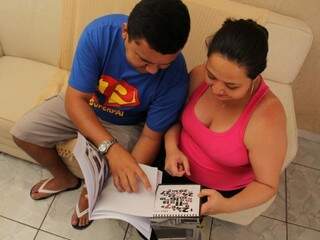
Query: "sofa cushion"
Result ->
[[182, 0, 312, 85], [0, 0, 63, 66], [0, 117, 34, 163], [0, 56, 69, 164], [264, 14, 313, 84], [0, 56, 68, 121]]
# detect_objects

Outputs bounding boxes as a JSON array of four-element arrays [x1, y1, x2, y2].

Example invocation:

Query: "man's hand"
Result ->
[[198, 189, 227, 215], [106, 143, 151, 193], [165, 148, 190, 177]]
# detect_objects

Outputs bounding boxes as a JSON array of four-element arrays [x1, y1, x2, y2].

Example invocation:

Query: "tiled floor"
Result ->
[[0, 137, 320, 240]]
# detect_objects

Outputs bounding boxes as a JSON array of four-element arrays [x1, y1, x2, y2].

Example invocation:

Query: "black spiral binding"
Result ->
[[153, 213, 198, 218]]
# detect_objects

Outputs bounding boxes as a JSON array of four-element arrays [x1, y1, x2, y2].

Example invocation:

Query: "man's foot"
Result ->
[[71, 185, 93, 230], [30, 177, 82, 200]]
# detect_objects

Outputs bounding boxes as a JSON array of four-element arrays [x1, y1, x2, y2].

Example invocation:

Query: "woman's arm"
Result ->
[[164, 123, 191, 176], [163, 64, 205, 176], [200, 94, 287, 214], [164, 123, 181, 154]]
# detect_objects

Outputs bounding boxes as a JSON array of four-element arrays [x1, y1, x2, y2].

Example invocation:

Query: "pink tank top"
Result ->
[[180, 80, 269, 190]]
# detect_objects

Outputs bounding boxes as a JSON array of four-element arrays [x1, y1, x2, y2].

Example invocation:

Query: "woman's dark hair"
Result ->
[[127, 0, 190, 54], [207, 18, 269, 79]]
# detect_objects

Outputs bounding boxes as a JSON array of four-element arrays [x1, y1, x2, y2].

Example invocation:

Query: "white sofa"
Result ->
[[0, 0, 313, 226]]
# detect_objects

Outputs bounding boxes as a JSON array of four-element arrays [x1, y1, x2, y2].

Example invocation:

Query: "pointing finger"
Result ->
[[136, 167, 152, 191]]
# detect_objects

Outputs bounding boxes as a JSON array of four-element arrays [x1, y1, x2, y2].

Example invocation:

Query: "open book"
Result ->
[[73, 132, 201, 239]]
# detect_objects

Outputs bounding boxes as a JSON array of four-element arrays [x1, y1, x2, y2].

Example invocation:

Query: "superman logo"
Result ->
[[93, 75, 140, 107]]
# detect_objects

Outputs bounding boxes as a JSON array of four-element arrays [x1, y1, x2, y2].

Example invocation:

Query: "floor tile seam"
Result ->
[[123, 223, 130, 240], [0, 214, 38, 230], [298, 133, 320, 144], [260, 215, 286, 223], [291, 162, 320, 171], [286, 164, 320, 234], [208, 217, 213, 240], [210, 216, 287, 240], [33, 230, 39, 240], [287, 221, 320, 233], [33, 196, 56, 240], [304, 138, 320, 144], [38, 229, 72, 240], [285, 169, 288, 240], [38, 195, 56, 230]]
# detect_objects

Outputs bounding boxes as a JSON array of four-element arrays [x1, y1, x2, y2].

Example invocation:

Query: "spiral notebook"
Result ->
[[153, 184, 201, 218]]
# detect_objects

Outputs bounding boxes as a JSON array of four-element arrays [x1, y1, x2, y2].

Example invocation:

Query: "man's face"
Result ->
[[122, 24, 178, 74]]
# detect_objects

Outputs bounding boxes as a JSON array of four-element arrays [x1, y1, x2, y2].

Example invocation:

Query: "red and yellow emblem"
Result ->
[[94, 75, 140, 107]]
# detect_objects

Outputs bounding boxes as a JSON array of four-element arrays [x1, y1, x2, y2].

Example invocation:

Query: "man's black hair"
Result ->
[[207, 18, 269, 79], [127, 0, 190, 54]]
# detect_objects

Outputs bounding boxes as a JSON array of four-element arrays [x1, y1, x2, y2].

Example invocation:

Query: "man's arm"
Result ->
[[65, 86, 151, 192], [65, 86, 113, 145], [131, 124, 162, 165]]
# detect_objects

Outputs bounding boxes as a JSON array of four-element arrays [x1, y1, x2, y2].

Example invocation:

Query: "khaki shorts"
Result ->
[[10, 92, 143, 151]]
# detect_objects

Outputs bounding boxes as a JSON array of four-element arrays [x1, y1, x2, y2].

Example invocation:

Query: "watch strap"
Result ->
[[97, 138, 118, 155]]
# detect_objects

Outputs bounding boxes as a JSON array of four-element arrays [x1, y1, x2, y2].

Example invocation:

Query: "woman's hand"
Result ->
[[164, 148, 190, 177], [199, 189, 228, 215]]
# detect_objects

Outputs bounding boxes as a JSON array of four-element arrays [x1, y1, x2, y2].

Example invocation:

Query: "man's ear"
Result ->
[[122, 23, 128, 39]]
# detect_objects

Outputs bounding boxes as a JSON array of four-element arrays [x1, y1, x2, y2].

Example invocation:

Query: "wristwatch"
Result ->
[[97, 138, 118, 155]]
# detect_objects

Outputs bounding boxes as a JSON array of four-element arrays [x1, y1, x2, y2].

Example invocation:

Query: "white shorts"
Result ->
[[10, 92, 143, 151]]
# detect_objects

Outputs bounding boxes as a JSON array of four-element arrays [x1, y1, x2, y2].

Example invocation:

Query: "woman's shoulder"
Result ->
[[256, 90, 285, 120], [246, 90, 286, 139], [188, 64, 206, 97], [244, 89, 287, 170]]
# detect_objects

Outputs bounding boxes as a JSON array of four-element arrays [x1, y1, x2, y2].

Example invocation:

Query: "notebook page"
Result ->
[[153, 184, 201, 217]]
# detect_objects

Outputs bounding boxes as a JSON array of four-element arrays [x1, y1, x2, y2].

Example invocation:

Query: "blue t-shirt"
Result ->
[[69, 14, 189, 132]]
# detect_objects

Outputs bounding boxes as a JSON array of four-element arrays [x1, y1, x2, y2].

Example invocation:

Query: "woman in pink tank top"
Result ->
[[163, 19, 287, 215]]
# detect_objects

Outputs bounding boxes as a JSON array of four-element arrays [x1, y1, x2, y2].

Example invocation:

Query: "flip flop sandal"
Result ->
[[30, 178, 82, 201], [72, 192, 93, 230]]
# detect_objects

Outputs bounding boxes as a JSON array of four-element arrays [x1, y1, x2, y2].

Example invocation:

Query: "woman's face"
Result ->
[[205, 53, 254, 101]]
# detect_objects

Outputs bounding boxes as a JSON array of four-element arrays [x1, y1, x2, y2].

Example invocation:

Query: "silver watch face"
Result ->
[[98, 143, 108, 153], [98, 139, 117, 154]]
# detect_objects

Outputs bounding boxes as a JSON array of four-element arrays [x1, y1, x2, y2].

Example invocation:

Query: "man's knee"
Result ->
[[12, 135, 30, 149], [12, 134, 21, 145]]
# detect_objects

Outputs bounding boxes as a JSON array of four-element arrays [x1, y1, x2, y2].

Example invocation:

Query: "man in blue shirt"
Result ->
[[11, 0, 190, 230]]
